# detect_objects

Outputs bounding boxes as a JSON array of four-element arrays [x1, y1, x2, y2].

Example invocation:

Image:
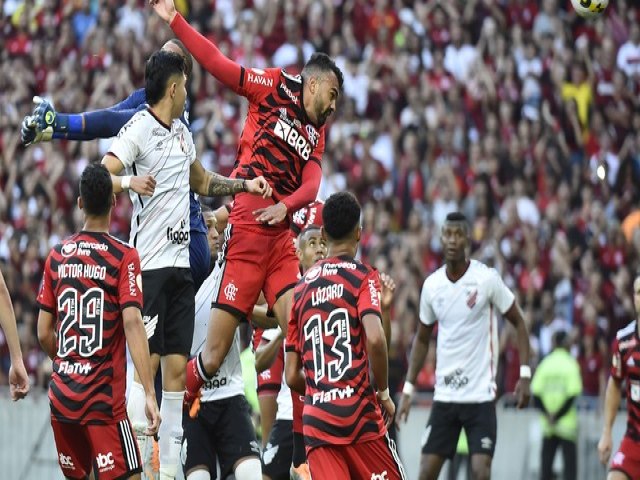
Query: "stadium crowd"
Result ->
[[1, 0, 640, 409]]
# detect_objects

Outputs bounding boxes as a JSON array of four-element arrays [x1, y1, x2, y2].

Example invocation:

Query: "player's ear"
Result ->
[[111, 194, 116, 208], [169, 81, 177, 99], [355, 225, 361, 242], [77, 196, 83, 211]]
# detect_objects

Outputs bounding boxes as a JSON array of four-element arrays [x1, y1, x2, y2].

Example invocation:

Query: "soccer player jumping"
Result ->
[[149, 0, 344, 410]]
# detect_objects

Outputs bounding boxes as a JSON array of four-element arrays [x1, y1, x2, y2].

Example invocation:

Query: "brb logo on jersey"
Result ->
[[274, 118, 312, 161], [167, 220, 190, 245]]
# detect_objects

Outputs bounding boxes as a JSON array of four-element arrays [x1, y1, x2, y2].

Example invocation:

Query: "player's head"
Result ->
[[441, 212, 470, 263], [297, 226, 327, 272], [145, 50, 187, 118], [322, 192, 361, 247], [203, 209, 221, 255], [162, 39, 193, 78], [301, 53, 344, 127], [78, 163, 114, 217]]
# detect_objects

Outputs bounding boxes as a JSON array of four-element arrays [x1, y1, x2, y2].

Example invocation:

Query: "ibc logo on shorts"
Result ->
[[371, 471, 388, 480], [59, 453, 74, 469], [96, 451, 115, 472]]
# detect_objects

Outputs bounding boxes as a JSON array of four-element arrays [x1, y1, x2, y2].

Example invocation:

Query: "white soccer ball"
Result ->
[[570, 0, 609, 19]]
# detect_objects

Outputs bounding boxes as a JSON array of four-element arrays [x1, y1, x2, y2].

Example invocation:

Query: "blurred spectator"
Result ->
[[1, 1, 639, 411]]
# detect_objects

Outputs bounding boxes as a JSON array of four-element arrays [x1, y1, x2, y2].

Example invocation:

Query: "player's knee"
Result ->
[[470, 460, 491, 480], [186, 468, 211, 480], [233, 456, 262, 480]]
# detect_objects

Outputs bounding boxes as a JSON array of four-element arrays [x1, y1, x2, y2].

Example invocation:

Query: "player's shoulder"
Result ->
[[424, 264, 447, 287], [279, 68, 302, 85], [616, 321, 637, 345], [117, 109, 153, 139]]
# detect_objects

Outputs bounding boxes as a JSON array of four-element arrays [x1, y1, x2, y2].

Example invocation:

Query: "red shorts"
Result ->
[[214, 224, 299, 318], [257, 344, 284, 396], [292, 390, 304, 433], [307, 435, 407, 480], [611, 435, 640, 479], [52, 417, 141, 480]]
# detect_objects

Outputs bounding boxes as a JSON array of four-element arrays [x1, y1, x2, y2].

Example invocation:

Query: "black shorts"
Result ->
[[182, 395, 260, 478], [421, 401, 497, 459], [262, 419, 294, 480], [142, 267, 195, 356]]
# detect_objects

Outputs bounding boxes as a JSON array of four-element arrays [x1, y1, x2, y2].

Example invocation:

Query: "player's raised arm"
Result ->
[[189, 159, 272, 198], [254, 161, 322, 225], [151, 0, 243, 92]]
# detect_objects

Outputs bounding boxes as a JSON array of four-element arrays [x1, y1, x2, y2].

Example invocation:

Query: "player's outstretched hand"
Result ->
[[597, 431, 612, 465], [149, 0, 177, 23], [380, 273, 396, 311], [377, 392, 396, 430], [8, 360, 30, 401], [21, 116, 37, 146], [253, 202, 288, 226], [130, 176, 156, 196], [245, 176, 273, 199], [514, 377, 531, 409], [144, 393, 161, 436], [395, 393, 411, 429]]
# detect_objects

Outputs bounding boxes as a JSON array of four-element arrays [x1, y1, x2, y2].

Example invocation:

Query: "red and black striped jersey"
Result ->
[[37, 231, 143, 425], [227, 67, 325, 228], [290, 200, 324, 238], [611, 320, 640, 442], [286, 256, 386, 450]]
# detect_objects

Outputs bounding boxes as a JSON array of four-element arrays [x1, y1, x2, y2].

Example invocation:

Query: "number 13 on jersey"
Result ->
[[303, 308, 353, 383]]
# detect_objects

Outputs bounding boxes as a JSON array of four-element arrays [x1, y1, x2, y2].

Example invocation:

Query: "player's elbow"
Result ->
[[122, 306, 143, 332]]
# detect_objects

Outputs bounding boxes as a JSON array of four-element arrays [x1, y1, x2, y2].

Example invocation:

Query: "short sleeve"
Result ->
[[237, 67, 282, 104], [118, 248, 143, 311], [487, 268, 515, 315], [611, 338, 624, 381], [285, 291, 301, 354], [36, 253, 55, 313], [419, 279, 436, 326], [357, 269, 382, 321], [107, 115, 146, 168]]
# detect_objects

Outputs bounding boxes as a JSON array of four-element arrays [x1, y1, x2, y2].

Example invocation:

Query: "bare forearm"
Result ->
[[602, 378, 622, 434], [516, 321, 531, 366], [255, 337, 283, 373], [406, 331, 430, 384], [0, 289, 22, 361], [251, 305, 278, 329], [367, 338, 389, 392], [201, 171, 245, 197]]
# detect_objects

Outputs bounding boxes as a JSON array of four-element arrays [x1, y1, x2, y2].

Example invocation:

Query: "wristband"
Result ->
[[378, 388, 390, 401], [402, 381, 415, 396], [242, 179, 247, 192], [520, 365, 531, 379], [121, 176, 132, 191]]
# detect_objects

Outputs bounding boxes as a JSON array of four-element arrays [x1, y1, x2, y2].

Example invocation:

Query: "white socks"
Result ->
[[158, 390, 184, 480], [127, 381, 152, 467], [233, 457, 262, 480]]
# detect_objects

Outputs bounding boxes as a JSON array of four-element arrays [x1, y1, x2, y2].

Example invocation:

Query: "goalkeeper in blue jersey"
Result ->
[[20, 39, 212, 291]]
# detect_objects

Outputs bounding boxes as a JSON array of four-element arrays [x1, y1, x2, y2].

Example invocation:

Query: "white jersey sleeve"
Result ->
[[487, 268, 515, 315], [108, 114, 149, 168], [419, 277, 437, 326]]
